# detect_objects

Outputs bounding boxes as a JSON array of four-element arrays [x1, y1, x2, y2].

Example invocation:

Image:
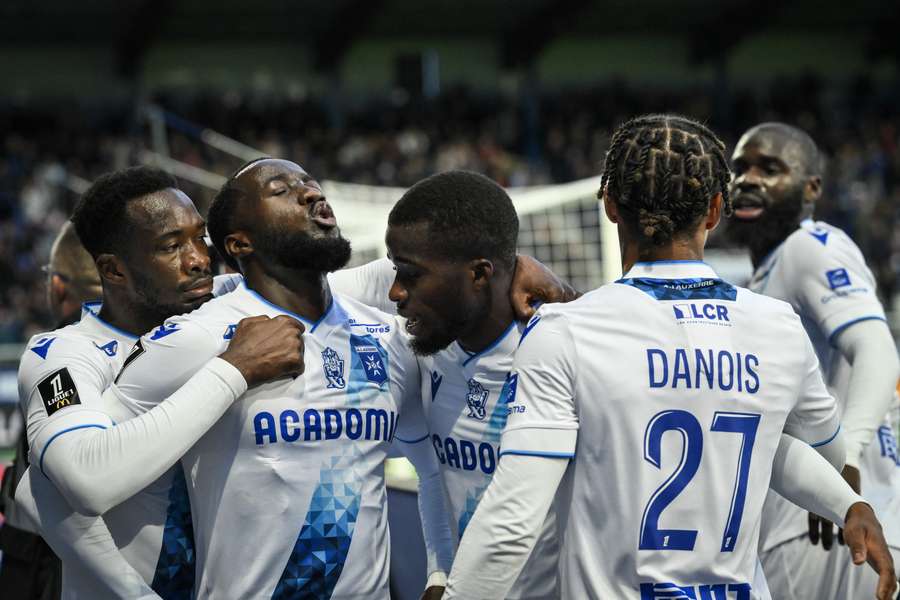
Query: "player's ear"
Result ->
[[469, 258, 494, 289], [224, 231, 253, 263], [706, 193, 723, 231], [95, 254, 126, 286], [803, 175, 822, 205], [602, 190, 619, 224]]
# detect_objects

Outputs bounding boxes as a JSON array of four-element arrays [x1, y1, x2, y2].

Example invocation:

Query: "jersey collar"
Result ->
[[239, 281, 345, 333], [622, 260, 719, 280], [79, 301, 139, 341], [457, 320, 522, 367]]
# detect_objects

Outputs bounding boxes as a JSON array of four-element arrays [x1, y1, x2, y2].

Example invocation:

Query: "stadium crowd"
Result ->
[[1, 76, 899, 343]]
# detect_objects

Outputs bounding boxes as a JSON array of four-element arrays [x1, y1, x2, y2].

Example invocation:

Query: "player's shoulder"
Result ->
[[140, 292, 245, 354], [20, 321, 105, 369], [18, 323, 108, 389], [785, 219, 861, 260]]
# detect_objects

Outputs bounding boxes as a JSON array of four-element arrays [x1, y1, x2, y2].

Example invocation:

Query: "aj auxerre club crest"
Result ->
[[322, 347, 346, 389], [466, 378, 488, 420], [355, 344, 387, 385]]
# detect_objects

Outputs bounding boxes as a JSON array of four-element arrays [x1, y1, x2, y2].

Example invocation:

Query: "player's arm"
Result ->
[[389, 349, 454, 593], [771, 434, 897, 599], [445, 309, 578, 599], [328, 255, 578, 321], [15, 467, 160, 599], [792, 242, 898, 471], [831, 319, 899, 470], [781, 321, 845, 470], [39, 315, 304, 516], [327, 258, 398, 313]]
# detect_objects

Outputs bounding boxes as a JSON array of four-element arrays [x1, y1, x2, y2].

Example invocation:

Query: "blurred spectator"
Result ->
[[1, 77, 899, 342]]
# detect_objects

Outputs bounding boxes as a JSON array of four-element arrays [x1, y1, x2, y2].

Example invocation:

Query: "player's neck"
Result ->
[[97, 293, 164, 337], [243, 262, 332, 323], [621, 238, 705, 273], [456, 279, 515, 354]]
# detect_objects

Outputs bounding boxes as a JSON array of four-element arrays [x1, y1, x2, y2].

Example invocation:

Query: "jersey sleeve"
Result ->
[[783, 325, 842, 451], [500, 310, 579, 458], [112, 317, 224, 415], [389, 334, 429, 445], [327, 258, 397, 315], [212, 273, 243, 296], [19, 336, 115, 469], [789, 232, 886, 344]]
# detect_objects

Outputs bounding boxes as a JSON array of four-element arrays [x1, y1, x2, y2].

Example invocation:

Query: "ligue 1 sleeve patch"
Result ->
[[37, 368, 81, 416]]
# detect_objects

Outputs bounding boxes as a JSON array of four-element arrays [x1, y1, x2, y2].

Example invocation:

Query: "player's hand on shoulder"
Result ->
[[841, 501, 898, 600], [510, 254, 579, 320], [219, 315, 305, 386]]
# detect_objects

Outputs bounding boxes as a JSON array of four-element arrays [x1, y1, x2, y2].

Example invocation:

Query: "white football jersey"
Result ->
[[18, 274, 242, 600], [111, 282, 428, 599], [750, 219, 900, 550], [421, 321, 559, 599], [19, 303, 188, 599], [501, 261, 840, 599]]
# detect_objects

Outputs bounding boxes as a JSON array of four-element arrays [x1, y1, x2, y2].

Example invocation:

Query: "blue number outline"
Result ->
[[639, 410, 703, 551], [638, 409, 762, 553], [710, 411, 761, 552]]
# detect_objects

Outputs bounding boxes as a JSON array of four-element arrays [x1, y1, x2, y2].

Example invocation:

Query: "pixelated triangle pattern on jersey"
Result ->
[[150, 467, 195, 600], [616, 277, 738, 302], [272, 447, 363, 600]]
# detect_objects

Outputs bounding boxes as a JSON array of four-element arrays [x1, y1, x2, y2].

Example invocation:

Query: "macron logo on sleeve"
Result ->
[[826, 268, 851, 290], [150, 323, 180, 340], [30, 337, 56, 359]]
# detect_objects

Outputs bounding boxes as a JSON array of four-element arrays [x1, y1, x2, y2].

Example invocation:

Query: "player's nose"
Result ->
[[388, 279, 407, 306]]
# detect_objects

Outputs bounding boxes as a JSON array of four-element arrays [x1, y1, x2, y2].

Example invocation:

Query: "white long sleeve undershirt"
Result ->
[[832, 319, 900, 469], [42, 357, 246, 516]]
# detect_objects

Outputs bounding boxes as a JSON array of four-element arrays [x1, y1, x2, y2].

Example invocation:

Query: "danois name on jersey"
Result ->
[[646, 347, 760, 393]]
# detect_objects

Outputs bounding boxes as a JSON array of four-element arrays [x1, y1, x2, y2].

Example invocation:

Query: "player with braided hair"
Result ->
[[444, 114, 897, 599], [599, 113, 732, 252]]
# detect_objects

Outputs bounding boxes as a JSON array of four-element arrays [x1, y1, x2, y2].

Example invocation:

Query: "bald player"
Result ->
[[45, 222, 103, 325], [0, 221, 101, 600], [727, 122, 900, 599]]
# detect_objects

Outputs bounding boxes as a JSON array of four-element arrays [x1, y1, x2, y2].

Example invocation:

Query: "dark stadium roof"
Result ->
[[2, 0, 898, 69]]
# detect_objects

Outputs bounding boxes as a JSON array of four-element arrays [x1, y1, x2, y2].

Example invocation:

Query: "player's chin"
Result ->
[[407, 327, 454, 356]]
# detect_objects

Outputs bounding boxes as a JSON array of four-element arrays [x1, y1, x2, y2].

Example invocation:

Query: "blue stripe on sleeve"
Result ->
[[394, 433, 430, 444], [499, 449, 574, 459], [828, 316, 886, 346], [39, 424, 108, 475], [810, 425, 841, 448]]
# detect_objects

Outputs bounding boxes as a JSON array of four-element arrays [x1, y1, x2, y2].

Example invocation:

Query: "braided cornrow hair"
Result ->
[[599, 114, 732, 247]]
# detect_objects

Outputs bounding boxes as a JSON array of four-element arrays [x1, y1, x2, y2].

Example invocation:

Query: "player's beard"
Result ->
[[725, 184, 805, 260], [130, 271, 201, 323], [256, 223, 352, 274], [407, 313, 470, 356], [406, 288, 489, 356]]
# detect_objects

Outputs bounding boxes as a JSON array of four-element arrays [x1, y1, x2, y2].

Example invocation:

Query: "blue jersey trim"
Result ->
[[810, 425, 841, 448], [242, 282, 335, 332], [499, 449, 574, 459], [394, 433, 429, 444], [828, 316, 887, 346], [40, 424, 108, 475], [634, 260, 709, 266], [82, 303, 139, 340], [461, 321, 517, 367]]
